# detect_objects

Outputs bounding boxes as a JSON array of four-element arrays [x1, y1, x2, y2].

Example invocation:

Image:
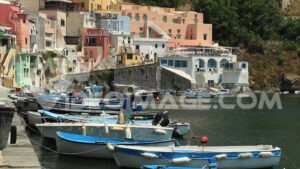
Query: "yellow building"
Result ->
[[71, 0, 118, 12], [120, 52, 141, 66]]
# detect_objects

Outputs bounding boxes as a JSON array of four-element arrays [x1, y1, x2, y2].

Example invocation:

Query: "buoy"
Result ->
[[156, 96, 160, 102], [214, 154, 227, 160], [171, 157, 191, 164], [238, 153, 253, 159], [259, 152, 273, 158], [201, 136, 208, 144], [140, 153, 158, 159], [154, 129, 167, 135], [82, 124, 86, 136], [105, 123, 109, 134], [106, 143, 114, 152], [125, 125, 132, 139]]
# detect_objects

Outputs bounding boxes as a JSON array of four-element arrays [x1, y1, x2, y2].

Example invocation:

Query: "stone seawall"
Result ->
[[64, 64, 192, 90]]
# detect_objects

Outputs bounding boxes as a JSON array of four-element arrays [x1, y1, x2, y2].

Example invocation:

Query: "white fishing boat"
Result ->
[[111, 144, 281, 169], [56, 132, 177, 159], [36, 122, 174, 140]]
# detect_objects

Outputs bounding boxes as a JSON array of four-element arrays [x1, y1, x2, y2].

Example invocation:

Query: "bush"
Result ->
[[283, 41, 298, 51], [76, 44, 82, 52], [277, 54, 285, 66], [297, 48, 300, 58], [247, 36, 265, 54]]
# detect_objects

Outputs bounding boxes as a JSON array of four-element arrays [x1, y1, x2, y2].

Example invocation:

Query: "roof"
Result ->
[[0, 0, 11, 4], [46, 0, 72, 3]]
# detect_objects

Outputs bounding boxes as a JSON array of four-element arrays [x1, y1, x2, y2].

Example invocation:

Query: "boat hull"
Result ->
[[36, 123, 174, 140], [112, 145, 281, 169], [27, 111, 43, 126], [56, 133, 176, 159], [0, 107, 14, 150]]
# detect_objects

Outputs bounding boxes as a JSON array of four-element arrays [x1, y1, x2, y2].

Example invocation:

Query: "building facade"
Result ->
[[15, 53, 32, 89], [0, 1, 30, 51], [81, 28, 110, 71], [95, 13, 130, 33], [159, 46, 249, 89], [121, 4, 213, 53], [71, 0, 118, 12]]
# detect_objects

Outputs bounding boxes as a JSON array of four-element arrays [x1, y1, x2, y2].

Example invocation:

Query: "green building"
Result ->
[[15, 54, 32, 89]]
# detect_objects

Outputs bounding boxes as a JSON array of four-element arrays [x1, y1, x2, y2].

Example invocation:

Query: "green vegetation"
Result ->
[[43, 51, 58, 79]]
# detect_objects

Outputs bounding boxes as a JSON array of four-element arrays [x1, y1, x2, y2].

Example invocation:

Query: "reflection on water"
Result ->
[[27, 95, 300, 169]]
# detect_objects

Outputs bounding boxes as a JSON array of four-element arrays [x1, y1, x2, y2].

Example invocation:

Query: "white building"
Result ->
[[133, 21, 170, 63], [159, 46, 249, 89]]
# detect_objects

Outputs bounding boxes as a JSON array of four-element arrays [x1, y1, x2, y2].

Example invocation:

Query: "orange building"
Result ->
[[121, 5, 213, 52]]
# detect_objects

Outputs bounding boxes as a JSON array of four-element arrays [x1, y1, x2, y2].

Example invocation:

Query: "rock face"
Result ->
[[280, 73, 300, 92]]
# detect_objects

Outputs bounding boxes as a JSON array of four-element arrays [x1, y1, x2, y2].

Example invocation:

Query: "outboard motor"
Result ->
[[152, 111, 170, 127], [172, 127, 183, 138]]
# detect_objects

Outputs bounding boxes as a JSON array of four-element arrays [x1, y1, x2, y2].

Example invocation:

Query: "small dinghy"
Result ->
[[36, 122, 174, 140], [56, 132, 177, 159], [142, 159, 217, 169], [111, 144, 281, 169]]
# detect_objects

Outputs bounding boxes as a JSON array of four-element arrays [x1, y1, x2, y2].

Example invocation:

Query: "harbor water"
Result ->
[[26, 94, 300, 169]]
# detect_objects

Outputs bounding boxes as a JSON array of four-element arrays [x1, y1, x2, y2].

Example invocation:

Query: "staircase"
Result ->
[[147, 21, 170, 39]]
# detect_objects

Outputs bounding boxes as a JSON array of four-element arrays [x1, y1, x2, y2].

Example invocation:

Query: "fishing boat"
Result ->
[[56, 132, 177, 159], [142, 159, 217, 169], [184, 91, 216, 99], [36, 122, 174, 140], [111, 144, 281, 169], [0, 101, 15, 150], [35, 110, 190, 136]]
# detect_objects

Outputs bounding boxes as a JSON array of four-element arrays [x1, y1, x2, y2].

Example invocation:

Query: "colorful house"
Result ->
[[119, 52, 141, 66], [95, 13, 130, 33], [15, 53, 32, 89], [81, 28, 110, 71], [0, 1, 30, 51], [71, 0, 118, 12], [121, 5, 213, 53], [0, 28, 17, 88]]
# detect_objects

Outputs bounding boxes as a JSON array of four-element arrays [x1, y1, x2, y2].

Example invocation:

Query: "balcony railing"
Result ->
[[196, 68, 218, 73]]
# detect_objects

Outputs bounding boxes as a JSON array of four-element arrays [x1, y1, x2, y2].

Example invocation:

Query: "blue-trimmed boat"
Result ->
[[142, 159, 217, 169], [56, 132, 177, 159], [111, 144, 281, 169]]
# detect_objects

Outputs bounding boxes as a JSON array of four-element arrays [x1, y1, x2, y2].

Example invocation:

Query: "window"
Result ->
[[85, 59, 88, 62], [139, 33, 143, 38], [162, 44, 165, 48], [194, 19, 198, 24], [113, 21, 118, 30], [131, 32, 135, 36], [208, 59, 217, 68], [135, 15, 140, 21], [90, 50, 93, 58], [135, 56, 138, 60], [25, 38, 27, 44], [136, 45, 140, 50], [168, 60, 173, 66], [127, 13, 132, 20], [61, 19, 65, 26], [220, 59, 229, 68], [199, 59, 205, 68], [128, 37, 131, 44], [172, 19, 177, 23], [176, 35, 181, 39], [182, 19, 185, 24], [242, 63, 247, 69], [120, 21, 124, 30], [169, 47, 173, 53], [160, 59, 167, 64], [143, 15, 147, 21], [203, 34, 207, 40], [148, 33, 152, 38], [190, 35, 193, 39], [163, 16, 167, 23], [127, 54, 133, 60], [155, 44, 158, 48], [175, 60, 187, 68], [81, 2, 84, 7], [168, 34, 172, 38]]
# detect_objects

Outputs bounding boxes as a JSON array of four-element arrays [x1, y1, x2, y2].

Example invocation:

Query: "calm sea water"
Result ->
[[26, 95, 300, 169]]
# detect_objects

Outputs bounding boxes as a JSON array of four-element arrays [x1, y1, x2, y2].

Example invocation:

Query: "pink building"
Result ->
[[0, 1, 30, 50], [81, 28, 110, 71], [121, 5, 213, 52]]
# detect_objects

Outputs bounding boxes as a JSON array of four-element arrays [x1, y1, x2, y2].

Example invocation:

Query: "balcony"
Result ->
[[196, 68, 218, 73]]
